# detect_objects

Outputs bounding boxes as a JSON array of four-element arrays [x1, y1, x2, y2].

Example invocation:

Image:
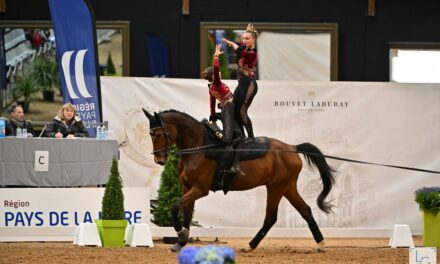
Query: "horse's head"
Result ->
[[143, 109, 173, 165]]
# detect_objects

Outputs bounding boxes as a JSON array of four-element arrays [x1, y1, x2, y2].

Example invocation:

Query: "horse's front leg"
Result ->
[[174, 201, 194, 249], [170, 186, 207, 252]]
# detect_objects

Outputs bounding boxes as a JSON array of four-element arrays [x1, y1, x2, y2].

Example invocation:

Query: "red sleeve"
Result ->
[[210, 92, 216, 116], [212, 57, 221, 85]]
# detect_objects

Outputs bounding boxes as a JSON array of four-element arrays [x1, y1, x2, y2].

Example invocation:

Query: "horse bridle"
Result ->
[[149, 114, 175, 159]]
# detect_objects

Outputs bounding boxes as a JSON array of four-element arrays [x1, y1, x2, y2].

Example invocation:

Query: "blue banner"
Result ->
[[0, 29, 6, 91], [49, 0, 101, 137]]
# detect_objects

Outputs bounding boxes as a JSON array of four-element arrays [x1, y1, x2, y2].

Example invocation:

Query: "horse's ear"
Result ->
[[142, 108, 153, 120]]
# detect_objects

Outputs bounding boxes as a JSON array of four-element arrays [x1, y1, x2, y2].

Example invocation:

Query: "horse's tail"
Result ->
[[296, 143, 335, 214]]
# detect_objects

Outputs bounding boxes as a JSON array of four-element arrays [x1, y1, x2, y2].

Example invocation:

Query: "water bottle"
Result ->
[[101, 125, 107, 140], [22, 128, 27, 138], [0, 119, 5, 138], [17, 128, 23, 138], [96, 125, 101, 140]]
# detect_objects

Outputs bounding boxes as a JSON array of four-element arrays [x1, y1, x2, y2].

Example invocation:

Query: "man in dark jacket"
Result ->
[[5, 104, 35, 137]]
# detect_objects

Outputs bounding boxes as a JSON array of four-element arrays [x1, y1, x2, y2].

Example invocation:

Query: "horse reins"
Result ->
[[164, 144, 440, 175], [148, 115, 440, 175]]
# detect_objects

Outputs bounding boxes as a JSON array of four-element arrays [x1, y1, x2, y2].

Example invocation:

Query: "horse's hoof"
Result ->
[[177, 227, 189, 243], [316, 240, 326, 253], [240, 245, 253, 253], [170, 243, 183, 252]]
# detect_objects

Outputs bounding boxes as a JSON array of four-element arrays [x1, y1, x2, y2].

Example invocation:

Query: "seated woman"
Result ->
[[44, 103, 89, 138], [201, 43, 242, 175]]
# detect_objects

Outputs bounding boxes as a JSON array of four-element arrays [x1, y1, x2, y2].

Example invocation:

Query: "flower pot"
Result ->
[[163, 236, 179, 244], [94, 219, 128, 247], [422, 210, 440, 247], [43, 90, 55, 102]]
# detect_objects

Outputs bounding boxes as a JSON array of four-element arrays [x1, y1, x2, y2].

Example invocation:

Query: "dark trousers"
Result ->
[[233, 76, 258, 139]]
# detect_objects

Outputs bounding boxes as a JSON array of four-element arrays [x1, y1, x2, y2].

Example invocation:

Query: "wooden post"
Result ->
[[182, 0, 189, 15], [0, 0, 6, 13], [367, 0, 375, 17]]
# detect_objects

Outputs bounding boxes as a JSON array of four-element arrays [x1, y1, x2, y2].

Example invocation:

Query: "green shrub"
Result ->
[[414, 187, 440, 213], [31, 56, 57, 92], [152, 147, 183, 226], [106, 52, 116, 75], [12, 73, 40, 112], [101, 158, 125, 220]]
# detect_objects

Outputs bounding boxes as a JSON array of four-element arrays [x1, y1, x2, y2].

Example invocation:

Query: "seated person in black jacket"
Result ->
[[5, 104, 35, 137], [44, 103, 89, 138]]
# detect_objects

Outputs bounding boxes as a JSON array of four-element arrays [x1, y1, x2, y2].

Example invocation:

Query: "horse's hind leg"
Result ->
[[247, 188, 284, 251], [284, 188, 325, 252]]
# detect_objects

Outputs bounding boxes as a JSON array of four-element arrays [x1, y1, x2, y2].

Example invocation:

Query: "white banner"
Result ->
[[0, 188, 149, 227], [101, 77, 440, 232]]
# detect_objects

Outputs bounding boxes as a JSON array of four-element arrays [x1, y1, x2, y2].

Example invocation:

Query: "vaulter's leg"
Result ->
[[222, 102, 243, 175], [247, 188, 283, 251], [284, 188, 325, 252], [240, 80, 257, 142]]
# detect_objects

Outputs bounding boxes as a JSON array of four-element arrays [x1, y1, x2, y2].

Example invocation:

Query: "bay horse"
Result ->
[[143, 109, 335, 252]]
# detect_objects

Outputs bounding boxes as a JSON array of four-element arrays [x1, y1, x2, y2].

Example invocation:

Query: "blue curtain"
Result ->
[[0, 29, 6, 90], [145, 34, 170, 77]]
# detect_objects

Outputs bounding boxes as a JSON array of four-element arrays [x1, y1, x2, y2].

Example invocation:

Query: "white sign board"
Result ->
[[0, 188, 149, 227], [34, 151, 49, 172], [101, 77, 440, 231], [409, 247, 437, 264]]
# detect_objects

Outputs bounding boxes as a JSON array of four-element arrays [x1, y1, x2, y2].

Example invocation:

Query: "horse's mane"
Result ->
[[160, 109, 203, 127]]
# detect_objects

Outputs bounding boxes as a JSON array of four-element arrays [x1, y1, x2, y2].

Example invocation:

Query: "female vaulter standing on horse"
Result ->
[[144, 23, 334, 255], [223, 24, 258, 142], [201, 43, 242, 175]]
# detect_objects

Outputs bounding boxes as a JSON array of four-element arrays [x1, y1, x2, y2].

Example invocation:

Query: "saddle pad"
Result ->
[[236, 137, 270, 161], [204, 127, 270, 161]]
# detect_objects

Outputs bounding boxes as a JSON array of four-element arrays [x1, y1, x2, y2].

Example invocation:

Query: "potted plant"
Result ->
[[31, 56, 57, 102], [414, 186, 440, 247], [12, 73, 40, 113], [94, 158, 128, 247], [151, 146, 183, 244]]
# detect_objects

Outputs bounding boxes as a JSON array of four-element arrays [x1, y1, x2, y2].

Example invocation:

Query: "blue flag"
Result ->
[[0, 29, 6, 91], [49, 0, 101, 137]]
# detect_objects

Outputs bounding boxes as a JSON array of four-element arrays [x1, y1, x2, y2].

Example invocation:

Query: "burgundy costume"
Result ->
[[233, 44, 258, 141], [208, 56, 241, 174], [209, 57, 233, 117], [237, 45, 257, 78], [209, 56, 235, 145]]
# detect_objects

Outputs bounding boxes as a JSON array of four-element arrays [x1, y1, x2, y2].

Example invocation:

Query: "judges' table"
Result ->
[[0, 138, 119, 186]]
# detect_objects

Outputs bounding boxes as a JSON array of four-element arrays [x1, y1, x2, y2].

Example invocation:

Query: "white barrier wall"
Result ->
[[0, 188, 149, 228], [101, 77, 440, 233]]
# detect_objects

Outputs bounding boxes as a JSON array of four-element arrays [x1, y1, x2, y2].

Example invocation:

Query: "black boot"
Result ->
[[244, 137, 255, 144], [230, 150, 245, 176]]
